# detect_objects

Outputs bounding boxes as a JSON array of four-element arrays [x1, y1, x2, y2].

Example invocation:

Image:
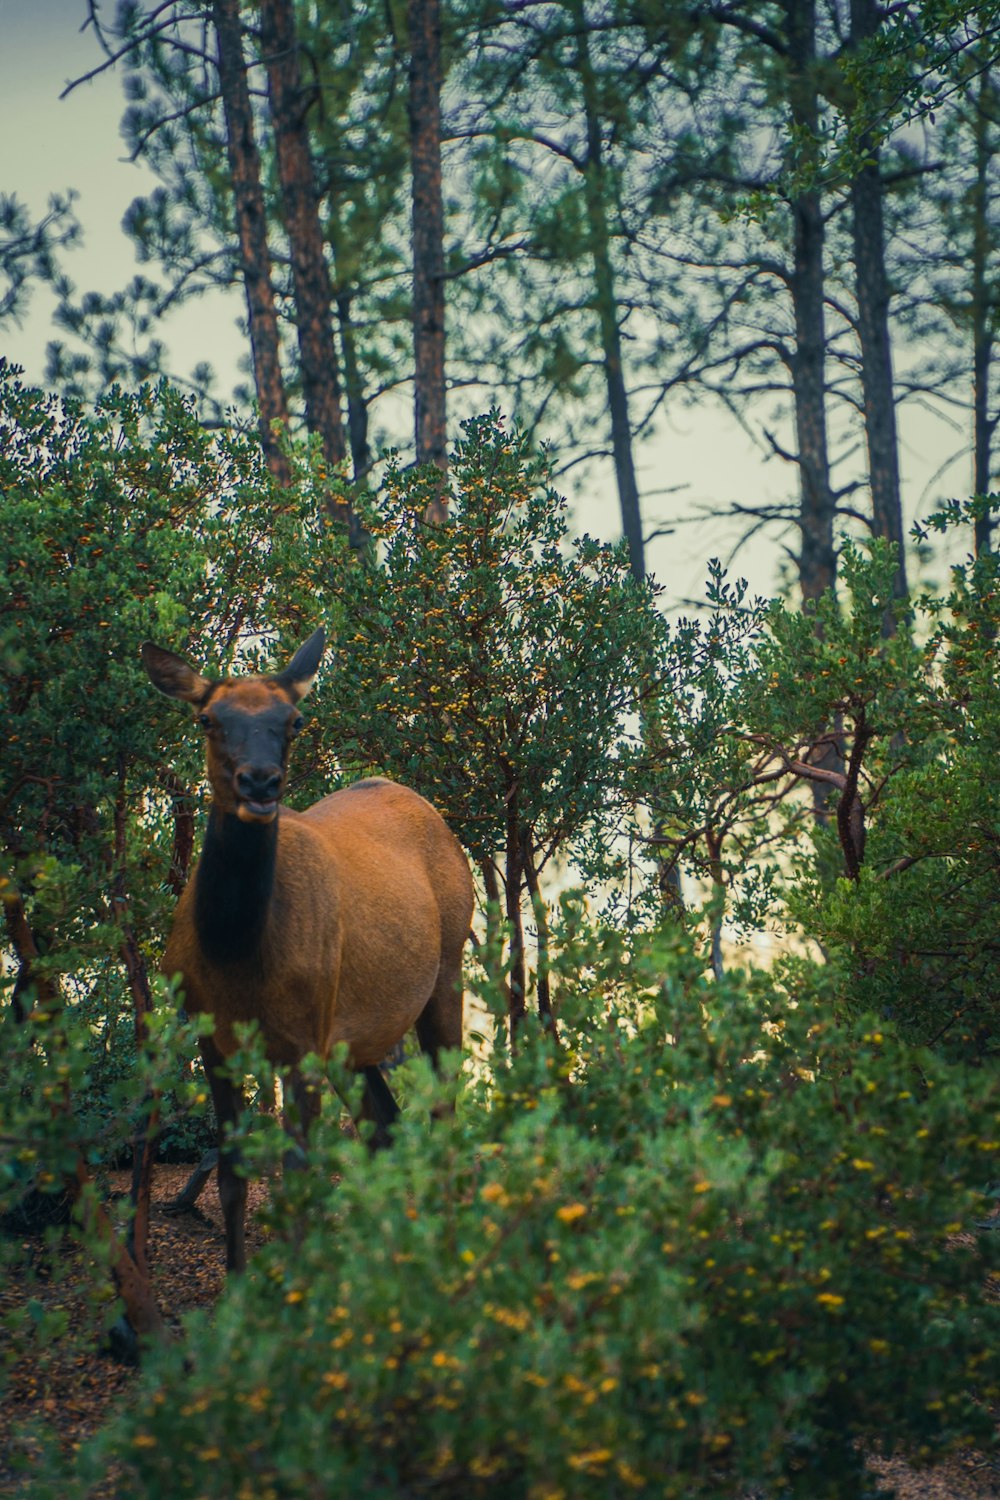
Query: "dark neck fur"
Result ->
[[195, 807, 278, 966]]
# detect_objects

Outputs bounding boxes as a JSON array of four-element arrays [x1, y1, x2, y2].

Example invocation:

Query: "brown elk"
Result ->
[[141, 628, 474, 1272]]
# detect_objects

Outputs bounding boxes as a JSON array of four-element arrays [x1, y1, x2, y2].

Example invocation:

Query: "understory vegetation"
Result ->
[[3, 371, 1000, 1495]]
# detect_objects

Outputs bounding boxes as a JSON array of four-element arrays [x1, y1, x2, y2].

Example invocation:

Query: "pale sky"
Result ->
[[0, 0, 978, 605]]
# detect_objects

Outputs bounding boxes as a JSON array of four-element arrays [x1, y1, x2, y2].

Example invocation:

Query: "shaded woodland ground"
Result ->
[[0, 1167, 268, 1494], [2, 1166, 1000, 1500]]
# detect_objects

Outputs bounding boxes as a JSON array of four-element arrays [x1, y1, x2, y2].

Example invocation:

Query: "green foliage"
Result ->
[[0, 193, 79, 326], [324, 413, 664, 1012], [42, 920, 1000, 1499], [4, 370, 1000, 1494], [644, 558, 775, 931], [653, 536, 1000, 1057], [0, 366, 350, 1192], [754, 539, 1000, 1053], [329, 414, 660, 870]]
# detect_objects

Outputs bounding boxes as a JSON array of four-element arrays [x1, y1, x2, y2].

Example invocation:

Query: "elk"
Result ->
[[141, 628, 474, 1272]]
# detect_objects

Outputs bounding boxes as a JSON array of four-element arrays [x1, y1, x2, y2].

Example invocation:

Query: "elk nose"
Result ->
[[236, 767, 282, 803]]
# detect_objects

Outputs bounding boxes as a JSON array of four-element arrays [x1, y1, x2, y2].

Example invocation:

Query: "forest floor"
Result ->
[[1, 1168, 999, 1499]]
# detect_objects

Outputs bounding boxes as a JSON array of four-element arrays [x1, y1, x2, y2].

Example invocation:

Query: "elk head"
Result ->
[[141, 629, 325, 824]]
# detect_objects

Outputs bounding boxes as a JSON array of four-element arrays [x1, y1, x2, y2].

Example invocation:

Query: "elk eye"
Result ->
[[197, 713, 212, 730], [292, 715, 305, 735]]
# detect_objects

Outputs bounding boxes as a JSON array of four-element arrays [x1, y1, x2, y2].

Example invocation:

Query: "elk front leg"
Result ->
[[201, 1036, 247, 1274], [284, 1065, 322, 1166]]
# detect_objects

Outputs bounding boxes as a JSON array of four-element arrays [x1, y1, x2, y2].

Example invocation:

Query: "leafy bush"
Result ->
[[0, 367, 352, 1181], [4, 373, 1000, 1493], [326, 413, 664, 1022], [46, 921, 1000, 1500], [652, 539, 1000, 1058]]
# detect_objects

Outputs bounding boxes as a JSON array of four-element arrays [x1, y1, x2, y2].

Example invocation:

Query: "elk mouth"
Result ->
[[236, 795, 280, 823], [233, 762, 284, 822]]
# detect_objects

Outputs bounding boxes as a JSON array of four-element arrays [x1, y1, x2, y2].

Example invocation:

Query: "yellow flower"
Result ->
[[556, 1203, 587, 1224], [817, 1292, 845, 1308], [567, 1271, 598, 1290], [568, 1449, 613, 1470]]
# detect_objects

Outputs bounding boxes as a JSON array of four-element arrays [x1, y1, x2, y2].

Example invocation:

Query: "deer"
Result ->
[[141, 628, 474, 1272]]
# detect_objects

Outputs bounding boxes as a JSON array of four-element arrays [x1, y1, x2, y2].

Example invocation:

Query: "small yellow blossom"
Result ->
[[556, 1203, 587, 1224], [567, 1271, 598, 1290], [568, 1449, 613, 1470]]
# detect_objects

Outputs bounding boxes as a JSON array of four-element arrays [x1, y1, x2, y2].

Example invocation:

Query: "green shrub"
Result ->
[[652, 539, 1000, 1058], [0, 368, 352, 1192], [50, 922, 1000, 1500], [326, 413, 665, 1020]]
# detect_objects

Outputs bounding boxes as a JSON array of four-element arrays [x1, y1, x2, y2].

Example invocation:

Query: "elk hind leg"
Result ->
[[358, 1065, 400, 1150], [415, 959, 464, 1119], [415, 957, 464, 1072]]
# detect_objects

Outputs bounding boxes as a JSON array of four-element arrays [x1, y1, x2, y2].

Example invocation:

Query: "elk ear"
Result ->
[[276, 627, 326, 702], [141, 642, 212, 703]]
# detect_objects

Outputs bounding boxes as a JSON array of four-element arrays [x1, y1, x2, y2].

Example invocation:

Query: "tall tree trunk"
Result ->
[[505, 794, 527, 1040], [972, 64, 996, 556], [575, 3, 646, 585], [849, 0, 907, 599], [784, 0, 837, 605], [212, 0, 291, 486], [336, 290, 373, 481], [258, 0, 347, 472], [408, 0, 448, 516]]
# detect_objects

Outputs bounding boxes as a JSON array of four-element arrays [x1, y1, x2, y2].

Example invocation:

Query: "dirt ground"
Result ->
[[1, 1168, 998, 1498], [0, 1165, 268, 1493]]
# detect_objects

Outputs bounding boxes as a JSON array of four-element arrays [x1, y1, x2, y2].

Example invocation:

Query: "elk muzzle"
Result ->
[[234, 764, 283, 821]]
